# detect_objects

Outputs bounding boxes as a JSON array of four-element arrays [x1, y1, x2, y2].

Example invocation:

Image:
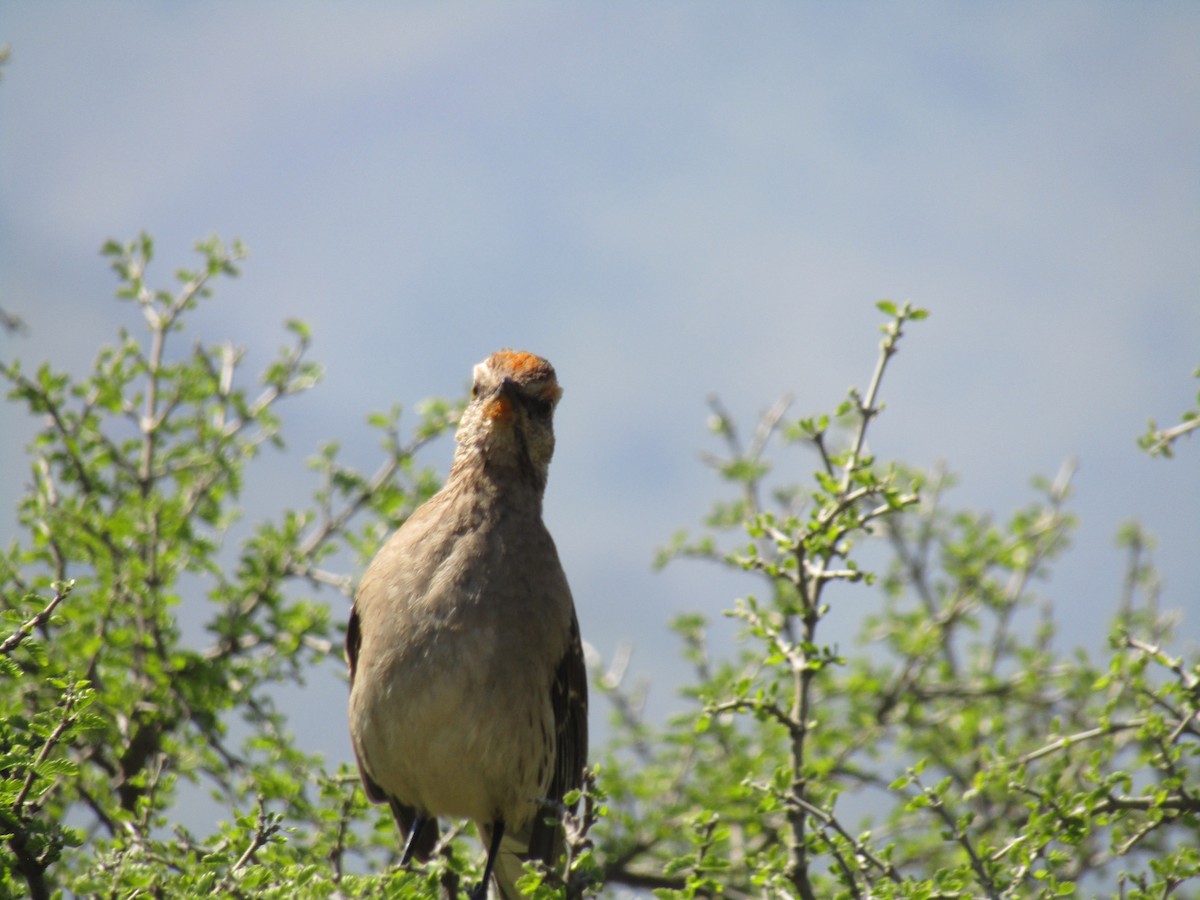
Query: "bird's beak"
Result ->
[[484, 379, 518, 422]]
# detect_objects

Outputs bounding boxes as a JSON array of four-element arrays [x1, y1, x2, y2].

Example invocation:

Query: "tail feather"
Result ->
[[489, 826, 535, 900]]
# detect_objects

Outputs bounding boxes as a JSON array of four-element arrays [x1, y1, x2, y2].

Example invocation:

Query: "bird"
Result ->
[[346, 349, 588, 899]]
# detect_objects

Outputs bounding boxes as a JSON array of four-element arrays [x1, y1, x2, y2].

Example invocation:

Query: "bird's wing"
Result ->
[[527, 610, 589, 864], [345, 604, 387, 804]]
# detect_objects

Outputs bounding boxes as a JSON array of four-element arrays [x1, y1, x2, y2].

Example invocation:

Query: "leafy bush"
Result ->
[[0, 235, 466, 898], [596, 303, 1199, 899], [1, 239, 1195, 898]]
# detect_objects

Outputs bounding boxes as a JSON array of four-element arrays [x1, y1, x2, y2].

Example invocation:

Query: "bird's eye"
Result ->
[[524, 395, 553, 418], [471, 383, 480, 399]]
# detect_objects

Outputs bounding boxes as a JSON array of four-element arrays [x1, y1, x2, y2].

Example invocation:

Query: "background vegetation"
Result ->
[[2, 238, 1196, 898]]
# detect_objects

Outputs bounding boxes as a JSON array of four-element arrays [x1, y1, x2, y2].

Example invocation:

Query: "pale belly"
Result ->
[[350, 640, 554, 828]]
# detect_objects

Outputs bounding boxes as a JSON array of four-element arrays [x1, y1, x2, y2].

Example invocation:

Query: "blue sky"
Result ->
[[2, 5, 1198, 780]]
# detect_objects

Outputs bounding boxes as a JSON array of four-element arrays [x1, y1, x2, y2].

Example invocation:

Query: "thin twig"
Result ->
[[0, 585, 72, 656]]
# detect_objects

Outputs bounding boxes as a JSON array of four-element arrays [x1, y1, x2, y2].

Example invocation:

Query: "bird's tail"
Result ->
[[490, 831, 528, 900]]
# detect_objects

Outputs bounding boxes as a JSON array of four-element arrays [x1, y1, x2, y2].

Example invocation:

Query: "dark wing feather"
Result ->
[[528, 611, 589, 862], [345, 605, 386, 803], [390, 799, 440, 863], [345, 603, 362, 680]]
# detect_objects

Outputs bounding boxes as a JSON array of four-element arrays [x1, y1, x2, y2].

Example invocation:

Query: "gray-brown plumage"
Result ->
[[346, 350, 588, 899]]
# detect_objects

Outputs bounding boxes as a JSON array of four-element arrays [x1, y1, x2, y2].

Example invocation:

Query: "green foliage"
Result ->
[[596, 302, 1199, 897], [0, 234, 474, 897], [3, 242, 1196, 899], [1139, 365, 1200, 457]]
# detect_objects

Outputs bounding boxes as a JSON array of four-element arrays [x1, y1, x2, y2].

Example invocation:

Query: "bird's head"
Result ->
[[452, 349, 562, 489]]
